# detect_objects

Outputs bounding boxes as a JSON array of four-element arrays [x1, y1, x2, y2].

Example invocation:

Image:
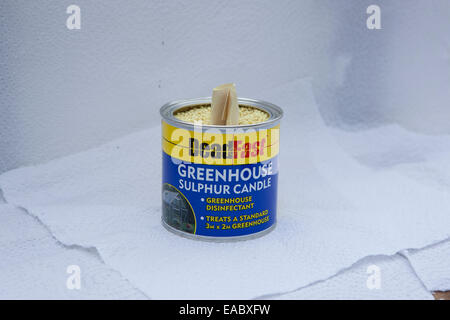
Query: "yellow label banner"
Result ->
[[162, 121, 279, 165]]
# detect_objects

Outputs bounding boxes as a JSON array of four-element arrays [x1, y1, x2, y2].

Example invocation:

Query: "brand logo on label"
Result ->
[[189, 138, 266, 159], [162, 122, 279, 165]]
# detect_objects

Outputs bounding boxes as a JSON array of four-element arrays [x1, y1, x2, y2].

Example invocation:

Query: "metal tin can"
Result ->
[[160, 97, 282, 241]]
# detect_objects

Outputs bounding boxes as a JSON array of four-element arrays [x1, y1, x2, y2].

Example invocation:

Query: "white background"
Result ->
[[1, 0, 450, 173]]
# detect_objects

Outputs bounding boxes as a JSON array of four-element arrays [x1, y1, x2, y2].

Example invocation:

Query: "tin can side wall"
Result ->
[[160, 98, 282, 241]]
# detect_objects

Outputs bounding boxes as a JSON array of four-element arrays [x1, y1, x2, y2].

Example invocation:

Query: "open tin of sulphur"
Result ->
[[160, 86, 283, 241]]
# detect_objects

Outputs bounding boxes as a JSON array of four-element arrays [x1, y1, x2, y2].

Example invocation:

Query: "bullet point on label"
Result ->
[[200, 216, 204, 220], [201, 198, 204, 202]]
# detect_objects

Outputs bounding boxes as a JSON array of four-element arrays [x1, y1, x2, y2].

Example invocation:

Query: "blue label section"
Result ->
[[162, 152, 278, 237]]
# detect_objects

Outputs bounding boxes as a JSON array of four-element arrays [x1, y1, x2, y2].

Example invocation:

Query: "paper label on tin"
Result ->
[[162, 122, 279, 165], [161, 121, 279, 237]]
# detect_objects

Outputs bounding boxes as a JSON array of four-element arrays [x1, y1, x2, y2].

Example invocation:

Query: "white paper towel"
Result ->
[[0, 197, 432, 299], [1, 79, 449, 299], [330, 123, 450, 294], [405, 239, 450, 292], [0, 204, 146, 299], [272, 254, 433, 300], [331, 124, 450, 172]]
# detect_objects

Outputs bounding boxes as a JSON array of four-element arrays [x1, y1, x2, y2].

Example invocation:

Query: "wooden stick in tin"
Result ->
[[210, 83, 239, 125]]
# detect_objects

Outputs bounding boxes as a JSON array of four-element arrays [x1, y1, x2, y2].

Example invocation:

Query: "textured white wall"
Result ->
[[384, 0, 450, 133], [1, 0, 449, 173]]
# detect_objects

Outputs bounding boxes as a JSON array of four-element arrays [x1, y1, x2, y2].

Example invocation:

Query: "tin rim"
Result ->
[[160, 97, 283, 130]]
